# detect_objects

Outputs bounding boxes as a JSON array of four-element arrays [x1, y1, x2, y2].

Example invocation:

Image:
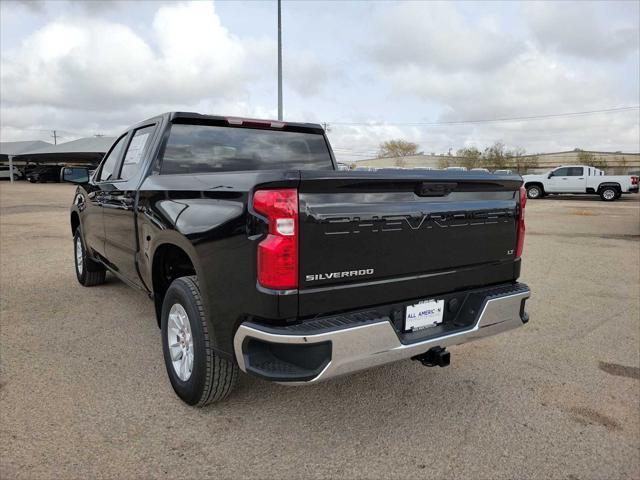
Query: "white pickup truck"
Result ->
[[523, 165, 639, 201]]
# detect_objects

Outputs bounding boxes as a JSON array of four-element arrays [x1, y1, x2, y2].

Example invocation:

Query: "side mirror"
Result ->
[[61, 167, 90, 184], [547, 172, 554, 179]]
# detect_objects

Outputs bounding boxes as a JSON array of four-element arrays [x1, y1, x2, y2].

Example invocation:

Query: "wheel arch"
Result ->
[[70, 210, 80, 236], [524, 181, 544, 190], [151, 241, 200, 327], [597, 182, 621, 192]]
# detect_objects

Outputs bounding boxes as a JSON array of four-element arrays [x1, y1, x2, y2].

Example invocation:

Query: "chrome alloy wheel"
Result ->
[[167, 304, 194, 381], [75, 236, 83, 275], [603, 189, 615, 200]]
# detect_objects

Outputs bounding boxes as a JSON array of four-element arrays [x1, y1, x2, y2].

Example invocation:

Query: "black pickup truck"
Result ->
[[64, 112, 530, 406]]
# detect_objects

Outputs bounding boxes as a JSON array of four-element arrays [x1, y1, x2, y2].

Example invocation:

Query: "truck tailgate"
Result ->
[[297, 171, 523, 316]]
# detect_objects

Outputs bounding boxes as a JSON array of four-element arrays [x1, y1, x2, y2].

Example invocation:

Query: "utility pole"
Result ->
[[322, 122, 331, 132], [277, 0, 283, 121], [51, 130, 59, 145]]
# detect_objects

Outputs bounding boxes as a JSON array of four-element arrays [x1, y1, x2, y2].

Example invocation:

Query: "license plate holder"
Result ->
[[404, 299, 445, 332]]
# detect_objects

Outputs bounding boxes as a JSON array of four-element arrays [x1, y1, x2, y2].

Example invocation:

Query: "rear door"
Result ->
[[297, 171, 522, 316], [103, 124, 157, 287], [564, 167, 586, 192]]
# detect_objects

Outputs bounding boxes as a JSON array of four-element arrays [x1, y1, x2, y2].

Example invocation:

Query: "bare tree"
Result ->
[[483, 141, 509, 169], [378, 140, 420, 159], [508, 147, 539, 174], [456, 147, 482, 169], [437, 156, 451, 169], [613, 155, 628, 174], [394, 156, 408, 168], [577, 151, 607, 171]]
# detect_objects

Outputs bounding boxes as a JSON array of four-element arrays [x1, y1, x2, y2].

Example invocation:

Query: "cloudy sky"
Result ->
[[1, 0, 639, 161]]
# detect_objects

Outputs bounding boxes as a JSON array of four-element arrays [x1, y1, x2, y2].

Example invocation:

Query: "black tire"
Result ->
[[74, 229, 106, 286], [161, 276, 238, 406], [526, 184, 543, 199], [599, 186, 619, 202]]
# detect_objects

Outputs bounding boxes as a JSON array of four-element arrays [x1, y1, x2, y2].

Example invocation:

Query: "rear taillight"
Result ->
[[253, 188, 298, 290], [516, 186, 526, 258], [632, 176, 638, 185]]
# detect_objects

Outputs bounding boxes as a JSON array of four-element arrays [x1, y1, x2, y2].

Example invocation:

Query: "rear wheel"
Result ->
[[74, 229, 106, 286], [599, 187, 618, 201], [526, 185, 543, 199], [161, 276, 238, 406]]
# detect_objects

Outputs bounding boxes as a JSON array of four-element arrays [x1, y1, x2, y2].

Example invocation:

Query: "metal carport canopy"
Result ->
[[13, 137, 115, 166], [0, 140, 52, 161]]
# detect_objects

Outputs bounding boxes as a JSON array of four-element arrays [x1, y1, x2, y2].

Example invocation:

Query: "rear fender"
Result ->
[[597, 182, 621, 192]]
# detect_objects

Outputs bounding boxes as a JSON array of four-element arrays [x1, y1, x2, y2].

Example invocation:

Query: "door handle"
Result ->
[[578, 177, 584, 180]]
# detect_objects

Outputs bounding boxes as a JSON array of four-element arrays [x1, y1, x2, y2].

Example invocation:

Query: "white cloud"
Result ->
[[524, 1, 640, 60], [358, 1, 639, 158], [390, 50, 632, 119], [0, 1, 336, 142], [1, 0, 638, 157], [369, 1, 523, 72], [1, 2, 251, 111], [285, 51, 331, 97]]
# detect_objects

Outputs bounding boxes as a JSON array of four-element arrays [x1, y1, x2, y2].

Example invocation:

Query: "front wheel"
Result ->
[[74, 229, 106, 286], [526, 185, 543, 199], [161, 276, 238, 406], [600, 187, 618, 201]]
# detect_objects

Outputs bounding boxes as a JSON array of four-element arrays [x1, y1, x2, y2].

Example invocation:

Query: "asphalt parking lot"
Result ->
[[1, 182, 639, 479]]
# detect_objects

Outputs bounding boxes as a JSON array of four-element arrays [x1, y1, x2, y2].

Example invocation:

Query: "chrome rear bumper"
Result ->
[[234, 285, 530, 384]]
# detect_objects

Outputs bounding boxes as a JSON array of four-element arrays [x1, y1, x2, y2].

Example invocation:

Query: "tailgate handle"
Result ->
[[416, 182, 458, 197]]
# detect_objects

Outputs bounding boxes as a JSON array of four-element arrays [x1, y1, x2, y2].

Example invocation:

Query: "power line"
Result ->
[[328, 106, 640, 127]]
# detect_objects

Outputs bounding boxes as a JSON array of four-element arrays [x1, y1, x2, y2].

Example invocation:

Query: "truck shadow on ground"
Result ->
[[220, 354, 493, 423]]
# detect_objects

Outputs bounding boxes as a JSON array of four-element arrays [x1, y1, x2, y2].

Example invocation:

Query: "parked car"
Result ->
[[64, 112, 530, 406], [26, 166, 61, 183], [354, 166, 377, 171], [522, 165, 639, 201], [470, 168, 490, 173], [494, 169, 513, 175], [0, 165, 22, 180], [445, 166, 467, 171]]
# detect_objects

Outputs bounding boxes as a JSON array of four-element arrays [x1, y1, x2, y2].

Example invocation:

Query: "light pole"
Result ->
[[277, 0, 283, 121], [8, 155, 14, 184]]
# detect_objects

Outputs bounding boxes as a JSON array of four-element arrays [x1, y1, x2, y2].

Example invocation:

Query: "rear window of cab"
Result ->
[[160, 124, 333, 174]]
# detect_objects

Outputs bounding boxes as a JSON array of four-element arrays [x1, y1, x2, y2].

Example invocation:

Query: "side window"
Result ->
[[567, 167, 583, 176], [553, 167, 570, 177], [98, 135, 127, 182], [119, 125, 155, 180]]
